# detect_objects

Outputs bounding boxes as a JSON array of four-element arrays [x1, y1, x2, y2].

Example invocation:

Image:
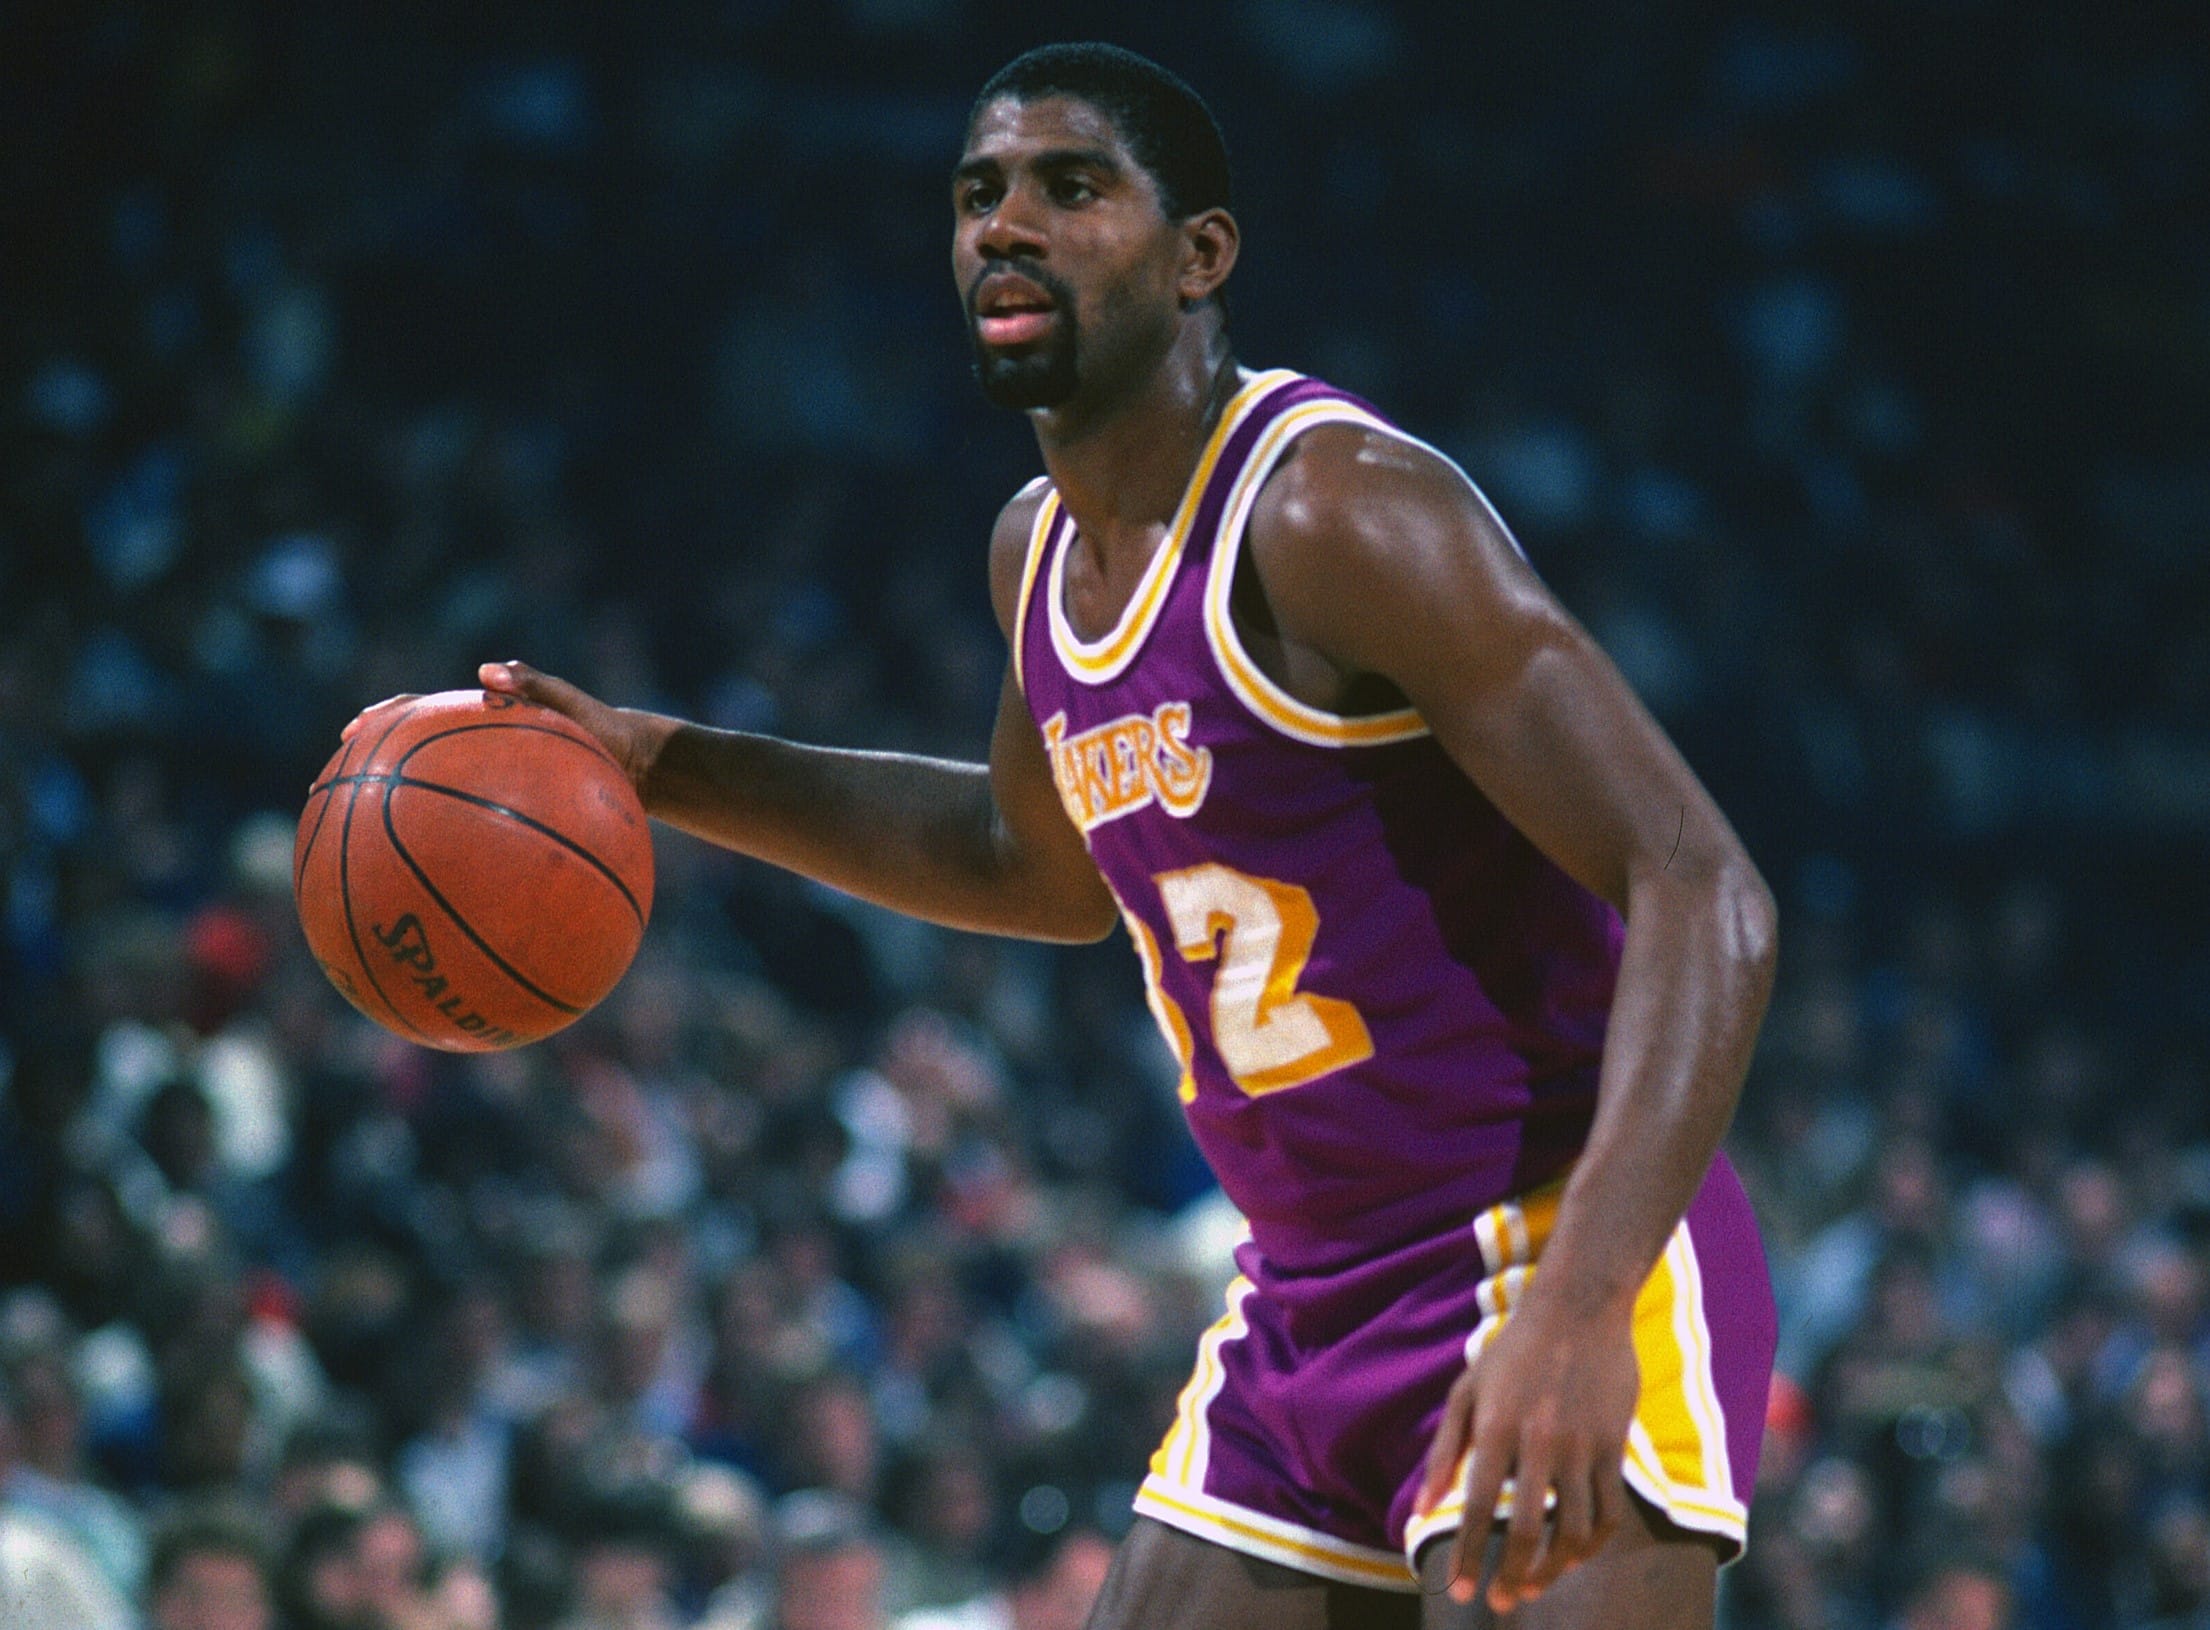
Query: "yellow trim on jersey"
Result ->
[[1133, 1482, 1421, 1594], [1402, 1190, 1748, 1569], [1045, 370, 1301, 684], [1201, 398, 1431, 748], [1010, 484, 1058, 695]]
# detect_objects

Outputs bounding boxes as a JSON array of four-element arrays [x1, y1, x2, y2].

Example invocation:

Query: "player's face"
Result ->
[[953, 96, 1188, 412]]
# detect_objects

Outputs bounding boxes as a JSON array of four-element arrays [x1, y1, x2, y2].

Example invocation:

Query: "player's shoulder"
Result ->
[[987, 476, 1054, 636], [1248, 415, 1473, 578], [994, 474, 1052, 542], [1240, 405, 1538, 668]]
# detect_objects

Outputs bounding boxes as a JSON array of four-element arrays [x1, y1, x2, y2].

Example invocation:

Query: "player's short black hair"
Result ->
[[971, 43, 1232, 220]]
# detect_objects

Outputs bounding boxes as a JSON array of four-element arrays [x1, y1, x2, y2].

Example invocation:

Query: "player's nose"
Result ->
[[974, 183, 1048, 260]]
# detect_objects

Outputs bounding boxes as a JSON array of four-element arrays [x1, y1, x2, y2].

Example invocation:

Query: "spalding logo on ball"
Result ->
[[294, 690, 654, 1050]]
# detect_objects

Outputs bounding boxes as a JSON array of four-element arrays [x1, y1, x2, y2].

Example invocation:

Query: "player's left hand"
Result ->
[[1416, 1290, 1638, 1612]]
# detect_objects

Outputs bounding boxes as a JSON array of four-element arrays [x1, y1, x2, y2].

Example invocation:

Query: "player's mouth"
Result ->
[[973, 272, 1061, 346]]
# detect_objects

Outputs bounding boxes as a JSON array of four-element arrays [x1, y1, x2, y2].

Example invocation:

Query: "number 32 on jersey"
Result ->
[[1124, 862, 1374, 1102]]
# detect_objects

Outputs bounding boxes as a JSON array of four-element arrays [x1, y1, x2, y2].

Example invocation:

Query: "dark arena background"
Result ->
[[4, 4, 2207, 1628]]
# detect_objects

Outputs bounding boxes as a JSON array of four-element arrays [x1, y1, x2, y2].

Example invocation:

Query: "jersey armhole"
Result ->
[[1201, 404, 1433, 749]]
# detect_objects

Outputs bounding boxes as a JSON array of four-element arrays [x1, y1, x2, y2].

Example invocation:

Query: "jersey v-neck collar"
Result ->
[[1045, 370, 1299, 685]]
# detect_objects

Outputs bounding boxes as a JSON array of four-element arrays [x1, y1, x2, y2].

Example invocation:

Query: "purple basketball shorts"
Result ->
[[1132, 1155, 1776, 1591]]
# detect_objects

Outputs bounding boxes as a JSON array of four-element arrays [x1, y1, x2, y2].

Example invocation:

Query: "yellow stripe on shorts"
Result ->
[[1151, 1275, 1254, 1488], [1405, 1195, 1746, 1566]]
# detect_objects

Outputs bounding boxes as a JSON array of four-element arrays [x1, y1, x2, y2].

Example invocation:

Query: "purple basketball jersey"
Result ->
[[1015, 370, 1627, 1279]]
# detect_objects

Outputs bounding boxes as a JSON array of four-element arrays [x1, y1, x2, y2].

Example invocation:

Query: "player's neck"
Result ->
[[1031, 330, 1239, 554]]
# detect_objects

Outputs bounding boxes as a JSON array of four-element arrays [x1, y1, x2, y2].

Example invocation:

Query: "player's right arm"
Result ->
[[353, 492, 1118, 944]]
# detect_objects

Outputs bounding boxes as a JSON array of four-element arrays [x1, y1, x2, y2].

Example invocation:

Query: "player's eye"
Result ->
[[957, 181, 999, 214], [1050, 175, 1097, 205]]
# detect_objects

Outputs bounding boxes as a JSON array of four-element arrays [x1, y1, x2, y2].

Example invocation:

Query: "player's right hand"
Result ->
[[1417, 1290, 1637, 1611], [478, 660, 680, 803]]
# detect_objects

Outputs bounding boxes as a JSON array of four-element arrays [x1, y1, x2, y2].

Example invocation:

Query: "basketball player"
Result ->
[[359, 42, 1778, 1629]]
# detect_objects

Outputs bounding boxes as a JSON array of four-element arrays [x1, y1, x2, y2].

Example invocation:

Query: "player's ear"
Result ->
[[1177, 208, 1238, 309]]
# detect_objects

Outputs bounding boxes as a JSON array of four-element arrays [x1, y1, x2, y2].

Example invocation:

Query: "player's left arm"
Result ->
[[1246, 425, 1778, 1609]]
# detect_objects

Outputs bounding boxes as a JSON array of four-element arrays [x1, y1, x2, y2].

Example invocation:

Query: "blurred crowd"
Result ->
[[4, 3, 2207, 1629]]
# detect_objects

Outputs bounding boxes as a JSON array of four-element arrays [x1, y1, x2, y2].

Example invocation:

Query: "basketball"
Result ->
[[293, 689, 655, 1051]]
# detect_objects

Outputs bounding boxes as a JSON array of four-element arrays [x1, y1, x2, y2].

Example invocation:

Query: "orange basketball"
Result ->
[[293, 689, 654, 1051]]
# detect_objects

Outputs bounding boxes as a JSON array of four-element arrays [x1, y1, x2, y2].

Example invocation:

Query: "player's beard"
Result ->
[[970, 320, 1079, 410], [968, 273, 1081, 411]]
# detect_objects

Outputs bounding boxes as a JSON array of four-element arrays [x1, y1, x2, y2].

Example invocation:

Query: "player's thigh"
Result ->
[[1413, 1494, 1721, 1630], [1089, 1517, 1419, 1630]]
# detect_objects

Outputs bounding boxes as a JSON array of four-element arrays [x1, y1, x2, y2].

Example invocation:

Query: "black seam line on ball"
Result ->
[[377, 786, 585, 1015], [296, 716, 375, 895], [339, 705, 437, 1042], [392, 723, 638, 913], [322, 767, 647, 929]]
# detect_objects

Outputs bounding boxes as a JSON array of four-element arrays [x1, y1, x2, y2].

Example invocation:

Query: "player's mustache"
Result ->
[[966, 260, 1075, 322]]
